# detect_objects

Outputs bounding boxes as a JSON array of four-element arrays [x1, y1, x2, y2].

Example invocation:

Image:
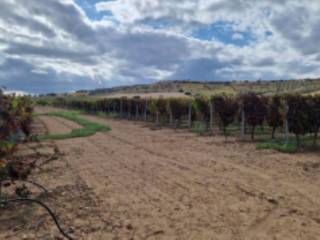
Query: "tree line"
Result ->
[[44, 93, 320, 146]]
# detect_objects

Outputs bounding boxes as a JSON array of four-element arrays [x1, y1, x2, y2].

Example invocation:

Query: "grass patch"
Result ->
[[95, 111, 120, 118], [38, 111, 110, 141], [257, 134, 320, 153], [192, 121, 208, 136], [256, 139, 298, 153]]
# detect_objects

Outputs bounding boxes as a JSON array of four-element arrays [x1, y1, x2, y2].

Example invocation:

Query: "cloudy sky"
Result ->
[[0, 0, 320, 93]]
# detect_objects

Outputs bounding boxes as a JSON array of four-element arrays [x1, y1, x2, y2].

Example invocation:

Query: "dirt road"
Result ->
[[38, 109, 320, 240]]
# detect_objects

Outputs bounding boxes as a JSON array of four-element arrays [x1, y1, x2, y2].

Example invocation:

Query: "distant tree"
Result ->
[[267, 95, 283, 139]]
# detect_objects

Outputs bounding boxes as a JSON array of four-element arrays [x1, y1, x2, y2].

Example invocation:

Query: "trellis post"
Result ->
[[241, 106, 245, 139], [156, 111, 160, 126], [188, 101, 192, 128], [144, 99, 148, 122], [169, 108, 173, 126], [284, 101, 289, 144], [135, 104, 139, 120], [120, 99, 123, 118], [209, 101, 214, 131]]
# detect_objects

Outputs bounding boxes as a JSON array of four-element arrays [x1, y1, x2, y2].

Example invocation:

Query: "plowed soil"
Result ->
[[2, 107, 320, 240]]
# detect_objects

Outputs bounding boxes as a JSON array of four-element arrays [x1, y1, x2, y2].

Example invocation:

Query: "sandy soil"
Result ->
[[1, 108, 320, 240], [0, 116, 107, 240], [38, 116, 82, 135]]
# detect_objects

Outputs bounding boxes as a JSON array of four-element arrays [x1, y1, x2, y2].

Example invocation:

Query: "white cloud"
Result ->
[[232, 33, 244, 40], [0, 0, 320, 93]]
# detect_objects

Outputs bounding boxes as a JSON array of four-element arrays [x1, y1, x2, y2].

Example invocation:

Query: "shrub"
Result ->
[[167, 98, 189, 127], [149, 98, 168, 115], [212, 95, 239, 137], [0, 92, 34, 197], [267, 95, 284, 139], [194, 95, 210, 128], [308, 95, 320, 145], [241, 93, 268, 141], [286, 94, 312, 147]]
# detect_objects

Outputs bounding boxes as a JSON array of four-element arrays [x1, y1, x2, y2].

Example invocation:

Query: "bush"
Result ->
[[241, 93, 268, 141], [309, 95, 320, 144], [192, 122, 207, 136], [286, 94, 312, 147], [212, 95, 238, 137], [149, 98, 168, 115], [267, 95, 284, 139], [194, 96, 210, 128], [0, 91, 34, 196], [167, 98, 190, 127]]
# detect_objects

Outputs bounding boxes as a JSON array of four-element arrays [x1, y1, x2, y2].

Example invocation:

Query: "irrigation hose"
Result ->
[[0, 198, 75, 240], [19, 180, 49, 193]]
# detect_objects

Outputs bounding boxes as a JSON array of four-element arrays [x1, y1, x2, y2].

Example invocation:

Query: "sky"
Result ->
[[0, 0, 320, 93]]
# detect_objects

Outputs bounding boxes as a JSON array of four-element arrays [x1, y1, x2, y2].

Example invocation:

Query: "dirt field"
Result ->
[[2, 107, 320, 240]]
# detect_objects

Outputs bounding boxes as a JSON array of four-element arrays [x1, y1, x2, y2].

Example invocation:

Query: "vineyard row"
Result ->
[[41, 93, 320, 146]]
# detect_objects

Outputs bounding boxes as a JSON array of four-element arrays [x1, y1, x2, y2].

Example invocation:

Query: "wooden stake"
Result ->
[[241, 107, 245, 139], [188, 101, 192, 128], [284, 101, 289, 144], [144, 99, 148, 121], [209, 101, 213, 131]]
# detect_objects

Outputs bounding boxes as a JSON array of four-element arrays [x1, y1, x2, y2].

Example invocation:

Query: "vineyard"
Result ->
[[0, 90, 34, 195], [1, 91, 319, 239], [0, 91, 76, 239], [41, 93, 320, 152]]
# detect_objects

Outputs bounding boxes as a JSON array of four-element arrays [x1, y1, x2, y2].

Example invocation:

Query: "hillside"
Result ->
[[69, 79, 320, 99]]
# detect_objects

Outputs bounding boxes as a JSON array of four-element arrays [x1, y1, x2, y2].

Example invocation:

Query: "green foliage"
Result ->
[[308, 95, 320, 144], [36, 98, 51, 106], [267, 95, 284, 139], [241, 93, 268, 140], [194, 95, 210, 124], [40, 92, 320, 152], [211, 95, 239, 135], [0, 91, 34, 196], [192, 121, 207, 136], [256, 139, 297, 153], [149, 98, 168, 115], [0, 94, 34, 157], [286, 94, 312, 146], [167, 98, 190, 126]]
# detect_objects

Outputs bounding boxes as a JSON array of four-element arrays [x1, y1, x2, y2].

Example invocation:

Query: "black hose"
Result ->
[[19, 180, 49, 193], [0, 198, 75, 240]]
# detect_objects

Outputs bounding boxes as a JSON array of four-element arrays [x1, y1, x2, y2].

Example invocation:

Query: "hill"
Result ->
[[64, 78, 320, 99]]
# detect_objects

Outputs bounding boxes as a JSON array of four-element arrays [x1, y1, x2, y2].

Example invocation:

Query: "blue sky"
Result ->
[[0, 0, 320, 93], [75, 0, 112, 21], [192, 21, 255, 47]]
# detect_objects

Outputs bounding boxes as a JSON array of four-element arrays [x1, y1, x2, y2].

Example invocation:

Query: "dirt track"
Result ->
[[39, 109, 320, 240]]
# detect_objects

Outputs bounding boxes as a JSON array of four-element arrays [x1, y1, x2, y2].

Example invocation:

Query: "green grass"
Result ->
[[95, 111, 120, 118], [192, 121, 208, 136], [256, 139, 298, 153], [257, 134, 320, 153], [37, 111, 111, 141]]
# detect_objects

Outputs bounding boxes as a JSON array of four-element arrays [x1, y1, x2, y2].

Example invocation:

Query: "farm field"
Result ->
[[5, 106, 319, 239], [3, 2, 320, 240]]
